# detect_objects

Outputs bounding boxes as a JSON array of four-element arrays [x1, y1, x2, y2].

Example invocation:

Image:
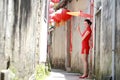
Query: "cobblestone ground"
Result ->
[[45, 69, 95, 80]]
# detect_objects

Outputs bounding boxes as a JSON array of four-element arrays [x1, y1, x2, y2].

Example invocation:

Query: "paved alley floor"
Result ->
[[45, 69, 95, 80]]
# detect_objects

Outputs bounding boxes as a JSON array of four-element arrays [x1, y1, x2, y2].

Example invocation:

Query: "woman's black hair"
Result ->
[[84, 19, 92, 26]]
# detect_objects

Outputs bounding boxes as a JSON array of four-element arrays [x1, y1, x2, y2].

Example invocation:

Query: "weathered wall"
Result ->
[[50, 0, 91, 72], [95, 0, 115, 80], [94, 0, 101, 79], [51, 26, 67, 69], [39, 0, 48, 63], [67, 0, 90, 72], [0, 0, 7, 70], [116, 0, 120, 79], [95, 10, 101, 79], [50, 0, 92, 73], [0, 0, 43, 79]]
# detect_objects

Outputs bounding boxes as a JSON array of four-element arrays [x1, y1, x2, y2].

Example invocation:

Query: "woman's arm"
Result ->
[[77, 26, 82, 36], [82, 31, 90, 41]]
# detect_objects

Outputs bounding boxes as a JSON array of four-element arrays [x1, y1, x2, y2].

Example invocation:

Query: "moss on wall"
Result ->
[[35, 64, 50, 80]]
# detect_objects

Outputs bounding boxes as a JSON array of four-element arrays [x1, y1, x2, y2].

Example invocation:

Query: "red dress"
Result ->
[[81, 26, 92, 54]]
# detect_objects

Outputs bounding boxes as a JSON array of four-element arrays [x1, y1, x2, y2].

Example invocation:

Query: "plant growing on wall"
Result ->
[[35, 64, 50, 80]]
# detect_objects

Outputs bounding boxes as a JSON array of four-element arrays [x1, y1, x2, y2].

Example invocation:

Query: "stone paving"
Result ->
[[45, 69, 95, 80]]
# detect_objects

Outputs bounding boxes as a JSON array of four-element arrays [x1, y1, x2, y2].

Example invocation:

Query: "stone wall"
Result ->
[[94, 0, 120, 80], [0, 0, 7, 71], [50, 0, 91, 73], [115, 0, 120, 79], [100, 0, 113, 79], [0, 0, 44, 79], [50, 26, 67, 69]]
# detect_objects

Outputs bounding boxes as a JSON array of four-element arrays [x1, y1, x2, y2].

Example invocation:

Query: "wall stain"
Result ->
[[12, 0, 31, 55]]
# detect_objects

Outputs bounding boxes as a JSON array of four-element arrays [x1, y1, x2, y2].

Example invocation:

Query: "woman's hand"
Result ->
[[77, 26, 82, 36]]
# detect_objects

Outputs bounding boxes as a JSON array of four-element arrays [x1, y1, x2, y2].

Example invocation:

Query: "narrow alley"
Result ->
[[45, 69, 94, 80], [0, 0, 120, 80]]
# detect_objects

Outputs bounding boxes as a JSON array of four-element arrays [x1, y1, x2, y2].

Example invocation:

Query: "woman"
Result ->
[[77, 19, 92, 79]]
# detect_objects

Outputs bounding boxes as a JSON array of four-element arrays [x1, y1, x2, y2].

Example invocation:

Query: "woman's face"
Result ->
[[84, 21, 89, 27]]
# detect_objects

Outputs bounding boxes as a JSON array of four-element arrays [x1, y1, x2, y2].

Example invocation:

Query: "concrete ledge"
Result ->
[[0, 70, 9, 80], [0, 69, 15, 80]]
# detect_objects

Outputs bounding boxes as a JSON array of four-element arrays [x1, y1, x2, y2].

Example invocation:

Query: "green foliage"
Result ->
[[9, 66, 17, 74], [13, 77, 19, 80], [9, 66, 19, 80], [36, 64, 50, 80]]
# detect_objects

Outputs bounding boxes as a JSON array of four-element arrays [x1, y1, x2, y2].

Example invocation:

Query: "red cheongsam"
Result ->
[[81, 26, 92, 54]]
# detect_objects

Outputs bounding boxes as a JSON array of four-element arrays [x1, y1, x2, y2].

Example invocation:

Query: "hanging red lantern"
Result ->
[[49, 12, 55, 20], [49, 19, 54, 23], [50, 2, 54, 8], [61, 9, 71, 21], [51, 9, 62, 23], [49, 10, 54, 23], [49, 14, 52, 19], [52, 14, 60, 27], [52, 14, 61, 23], [55, 9, 62, 22], [56, 13, 61, 22], [51, 0, 60, 3], [49, 8, 55, 14]]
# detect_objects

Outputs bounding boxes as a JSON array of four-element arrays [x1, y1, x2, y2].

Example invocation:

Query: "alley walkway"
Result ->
[[45, 69, 95, 80]]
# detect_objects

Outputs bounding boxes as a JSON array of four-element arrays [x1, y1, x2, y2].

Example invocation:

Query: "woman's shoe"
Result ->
[[79, 74, 88, 79]]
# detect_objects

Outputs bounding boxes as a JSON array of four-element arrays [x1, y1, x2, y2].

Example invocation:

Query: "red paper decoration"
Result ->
[[52, 14, 61, 23], [49, 19, 54, 23], [51, 0, 60, 3], [61, 9, 71, 21], [50, 8, 71, 23], [51, 9, 61, 23], [50, 2, 54, 8], [49, 8, 55, 14]]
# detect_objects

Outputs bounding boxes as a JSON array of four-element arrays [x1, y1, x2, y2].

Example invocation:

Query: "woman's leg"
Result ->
[[81, 50, 89, 76]]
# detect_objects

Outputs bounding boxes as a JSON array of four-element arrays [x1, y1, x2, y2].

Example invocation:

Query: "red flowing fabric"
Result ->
[[79, 11, 93, 18], [90, 0, 94, 48], [70, 19, 72, 53]]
